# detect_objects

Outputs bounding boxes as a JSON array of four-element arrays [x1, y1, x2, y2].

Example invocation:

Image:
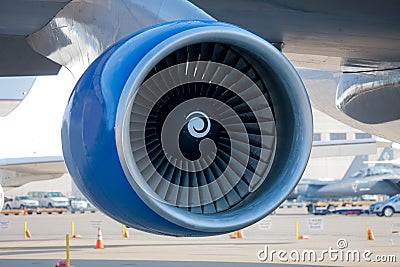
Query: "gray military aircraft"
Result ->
[[289, 148, 400, 201]]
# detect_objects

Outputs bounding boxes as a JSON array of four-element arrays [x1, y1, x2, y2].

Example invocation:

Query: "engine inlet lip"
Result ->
[[115, 23, 311, 233]]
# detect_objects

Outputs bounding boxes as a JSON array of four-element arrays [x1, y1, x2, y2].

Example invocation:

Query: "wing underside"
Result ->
[[0, 156, 67, 187], [0, 0, 70, 76], [1, 0, 400, 76]]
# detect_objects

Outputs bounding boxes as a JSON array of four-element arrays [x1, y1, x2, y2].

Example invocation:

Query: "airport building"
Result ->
[[303, 109, 387, 180]]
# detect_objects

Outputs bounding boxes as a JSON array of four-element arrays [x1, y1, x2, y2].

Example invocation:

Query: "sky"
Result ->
[[0, 76, 36, 100]]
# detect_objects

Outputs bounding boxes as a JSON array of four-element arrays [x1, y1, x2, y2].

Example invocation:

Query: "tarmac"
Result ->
[[0, 207, 399, 267]]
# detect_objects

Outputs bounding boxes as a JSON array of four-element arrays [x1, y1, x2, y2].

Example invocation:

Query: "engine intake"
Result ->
[[62, 21, 312, 236]]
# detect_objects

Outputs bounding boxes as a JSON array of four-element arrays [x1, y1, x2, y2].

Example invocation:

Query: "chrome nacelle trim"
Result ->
[[337, 68, 400, 124]]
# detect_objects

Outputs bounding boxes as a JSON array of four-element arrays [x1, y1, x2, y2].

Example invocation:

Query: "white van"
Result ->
[[28, 191, 69, 208]]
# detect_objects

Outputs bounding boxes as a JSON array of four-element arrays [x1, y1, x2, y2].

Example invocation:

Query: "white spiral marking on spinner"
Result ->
[[187, 111, 211, 138]]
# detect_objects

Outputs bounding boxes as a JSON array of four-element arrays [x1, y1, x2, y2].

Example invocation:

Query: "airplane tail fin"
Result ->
[[342, 155, 368, 179], [375, 147, 393, 169], [377, 147, 393, 161], [343, 148, 394, 179]]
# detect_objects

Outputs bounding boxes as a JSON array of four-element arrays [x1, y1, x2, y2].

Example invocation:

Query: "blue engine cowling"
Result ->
[[62, 20, 312, 236]]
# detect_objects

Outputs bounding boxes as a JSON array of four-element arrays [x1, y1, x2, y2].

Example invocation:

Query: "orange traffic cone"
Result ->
[[230, 230, 244, 239], [71, 221, 81, 238], [237, 229, 244, 239], [24, 221, 31, 238], [54, 260, 69, 267], [23, 206, 27, 215], [25, 229, 32, 238], [95, 227, 104, 249], [367, 228, 375, 240], [230, 231, 237, 239]]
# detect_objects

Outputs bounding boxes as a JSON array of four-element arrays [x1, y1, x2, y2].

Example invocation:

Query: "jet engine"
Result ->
[[62, 21, 312, 236]]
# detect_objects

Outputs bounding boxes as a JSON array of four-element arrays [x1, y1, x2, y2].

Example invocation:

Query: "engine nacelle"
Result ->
[[62, 21, 312, 236]]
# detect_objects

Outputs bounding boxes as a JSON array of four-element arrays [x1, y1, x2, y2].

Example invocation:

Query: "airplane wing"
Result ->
[[299, 179, 336, 186], [311, 139, 376, 158], [0, 156, 66, 175], [190, 0, 400, 62], [365, 159, 400, 167], [0, 0, 69, 76], [2, 1, 399, 73], [1, 0, 399, 236], [0, 156, 66, 188]]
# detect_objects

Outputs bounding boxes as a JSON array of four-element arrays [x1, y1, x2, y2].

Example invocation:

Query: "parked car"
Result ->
[[28, 191, 69, 208], [369, 201, 382, 215], [371, 194, 400, 217], [4, 196, 39, 210], [68, 197, 88, 213], [86, 201, 98, 213]]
